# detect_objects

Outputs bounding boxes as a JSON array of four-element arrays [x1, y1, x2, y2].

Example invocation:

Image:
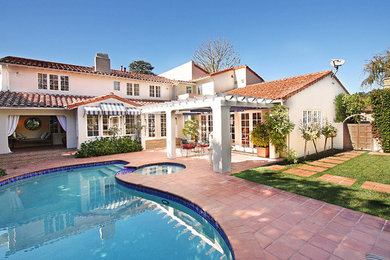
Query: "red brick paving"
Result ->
[[361, 181, 390, 194], [283, 168, 317, 177], [317, 174, 357, 186], [1, 149, 388, 260]]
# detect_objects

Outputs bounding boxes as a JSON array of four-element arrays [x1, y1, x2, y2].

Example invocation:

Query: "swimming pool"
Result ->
[[0, 162, 233, 259], [132, 163, 185, 175]]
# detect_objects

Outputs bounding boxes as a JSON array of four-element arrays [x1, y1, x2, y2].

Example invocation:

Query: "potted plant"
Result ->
[[182, 119, 199, 143], [250, 122, 270, 157]]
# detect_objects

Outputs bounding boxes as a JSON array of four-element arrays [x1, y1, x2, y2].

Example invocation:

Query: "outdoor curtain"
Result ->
[[7, 115, 19, 152], [56, 115, 67, 132]]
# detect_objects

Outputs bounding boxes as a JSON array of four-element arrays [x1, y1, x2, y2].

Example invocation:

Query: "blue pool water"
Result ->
[[132, 163, 185, 175], [0, 163, 233, 259]]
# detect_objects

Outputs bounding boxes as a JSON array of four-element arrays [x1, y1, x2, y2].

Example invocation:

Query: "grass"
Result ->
[[233, 152, 390, 219]]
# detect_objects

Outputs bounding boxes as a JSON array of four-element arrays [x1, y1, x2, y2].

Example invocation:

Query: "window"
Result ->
[[303, 110, 322, 126], [160, 113, 166, 137], [241, 113, 250, 146], [50, 75, 58, 90], [38, 73, 47, 89], [149, 85, 155, 97], [156, 86, 161, 97], [60, 76, 69, 91], [230, 114, 235, 142], [114, 81, 120, 91], [252, 112, 262, 127], [103, 116, 120, 136], [149, 85, 160, 97], [127, 83, 133, 95], [87, 115, 99, 137], [134, 84, 140, 96], [186, 86, 192, 94], [148, 114, 155, 137], [125, 114, 136, 135]]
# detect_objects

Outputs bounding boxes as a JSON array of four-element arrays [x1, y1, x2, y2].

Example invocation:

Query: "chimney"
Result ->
[[124, 67, 126, 72], [385, 77, 390, 89], [94, 53, 111, 73], [120, 65, 123, 71]]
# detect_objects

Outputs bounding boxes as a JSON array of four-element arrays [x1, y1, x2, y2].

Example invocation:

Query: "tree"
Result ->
[[264, 105, 295, 153], [182, 119, 199, 141], [299, 121, 321, 159], [361, 49, 390, 89], [193, 38, 241, 73], [129, 60, 155, 75], [321, 121, 337, 151]]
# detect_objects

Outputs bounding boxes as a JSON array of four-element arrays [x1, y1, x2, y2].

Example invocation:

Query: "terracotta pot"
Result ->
[[256, 147, 269, 158]]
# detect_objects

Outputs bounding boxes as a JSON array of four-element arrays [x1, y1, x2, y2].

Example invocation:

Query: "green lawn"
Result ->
[[233, 152, 390, 219]]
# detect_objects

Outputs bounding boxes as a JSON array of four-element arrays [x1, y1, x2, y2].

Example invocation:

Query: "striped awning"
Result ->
[[127, 107, 140, 115], [84, 106, 101, 115], [100, 103, 127, 116]]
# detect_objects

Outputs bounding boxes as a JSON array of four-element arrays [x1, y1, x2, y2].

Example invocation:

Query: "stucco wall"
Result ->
[[284, 75, 348, 157], [234, 68, 247, 88], [0, 108, 76, 154], [246, 69, 263, 86], [5, 66, 173, 100], [213, 72, 235, 93]]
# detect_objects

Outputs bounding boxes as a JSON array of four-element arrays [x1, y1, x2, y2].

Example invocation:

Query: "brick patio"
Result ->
[[1, 149, 389, 259]]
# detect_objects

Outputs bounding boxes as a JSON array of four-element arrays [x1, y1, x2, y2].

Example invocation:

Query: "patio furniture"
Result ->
[[9, 132, 52, 149], [180, 139, 196, 157], [197, 142, 209, 154]]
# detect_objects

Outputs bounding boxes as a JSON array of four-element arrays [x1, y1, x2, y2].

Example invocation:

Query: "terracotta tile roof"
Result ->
[[0, 56, 179, 85], [225, 70, 348, 100], [0, 91, 165, 109]]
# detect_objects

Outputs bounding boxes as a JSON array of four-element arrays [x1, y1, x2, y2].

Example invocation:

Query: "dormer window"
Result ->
[[38, 73, 47, 89]]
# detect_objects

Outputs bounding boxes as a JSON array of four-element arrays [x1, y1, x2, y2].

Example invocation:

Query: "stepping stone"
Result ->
[[283, 168, 316, 177], [298, 165, 327, 172], [317, 174, 356, 186], [334, 153, 358, 158], [327, 156, 350, 161], [266, 165, 286, 171], [318, 158, 344, 164], [361, 181, 390, 193], [309, 161, 336, 168]]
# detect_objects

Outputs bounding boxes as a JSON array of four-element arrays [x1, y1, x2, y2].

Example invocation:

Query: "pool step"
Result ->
[[106, 165, 123, 173]]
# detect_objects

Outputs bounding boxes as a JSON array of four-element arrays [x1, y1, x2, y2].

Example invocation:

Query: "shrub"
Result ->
[[334, 93, 367, 123], [0, 168, 5, 177], [286, 149, 298, 164], [76, 136, 143, 158], [370, 89, 390, 152]]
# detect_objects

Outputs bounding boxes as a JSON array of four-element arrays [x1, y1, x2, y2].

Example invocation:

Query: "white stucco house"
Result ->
[[0, 54, 349, 173]]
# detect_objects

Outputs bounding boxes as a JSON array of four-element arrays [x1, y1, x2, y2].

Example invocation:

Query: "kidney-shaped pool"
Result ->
[[0, 161, 233, 259]]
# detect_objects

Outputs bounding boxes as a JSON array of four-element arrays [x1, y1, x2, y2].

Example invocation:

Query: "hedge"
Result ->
[[75, 136, 143, 158], [370, 89, 390, 152]]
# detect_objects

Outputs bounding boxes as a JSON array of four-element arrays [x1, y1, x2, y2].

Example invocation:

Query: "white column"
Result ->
[[140, 113, 147, 149], [212, 104, 231, 173], [166, 109, 176, 159], [0, 114, 10, 154]]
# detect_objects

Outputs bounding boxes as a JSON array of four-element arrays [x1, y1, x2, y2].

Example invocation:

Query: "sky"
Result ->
[[1, 0, 389, 94]]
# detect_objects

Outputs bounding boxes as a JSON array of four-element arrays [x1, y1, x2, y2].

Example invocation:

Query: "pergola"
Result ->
[[141, 93, 282, 173]]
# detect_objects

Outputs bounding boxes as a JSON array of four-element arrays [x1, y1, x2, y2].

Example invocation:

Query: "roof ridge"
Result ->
[[0, 56, 90, 68], [246, 70, 332, 87]]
